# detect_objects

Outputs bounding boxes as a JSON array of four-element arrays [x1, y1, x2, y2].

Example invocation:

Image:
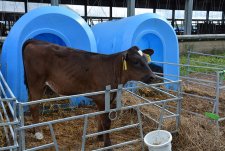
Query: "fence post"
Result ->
[[105, 85, 111, 112], [81, 115, 88, 151], [176, 81, 182, 131], [13, 100, 18, 150], [186, 47, 191, 77], [19, 104, 25, 151], [136, 106, 144, 151], [215, 71, 220, 127], [116, 84, 123, 110]]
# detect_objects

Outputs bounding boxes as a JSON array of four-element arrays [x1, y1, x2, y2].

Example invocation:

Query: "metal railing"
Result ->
[[16, 80, 181, 150], [0, 71, 19, 151], [152, 49, 225, 126], [0, 67, 182, 150]]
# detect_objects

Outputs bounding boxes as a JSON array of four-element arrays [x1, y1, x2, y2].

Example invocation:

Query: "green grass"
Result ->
[[180, 51, 225, 76]]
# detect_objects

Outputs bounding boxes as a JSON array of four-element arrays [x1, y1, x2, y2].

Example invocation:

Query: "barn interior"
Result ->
[[0, 0, 225, 37], [0, 1, 225, 151]]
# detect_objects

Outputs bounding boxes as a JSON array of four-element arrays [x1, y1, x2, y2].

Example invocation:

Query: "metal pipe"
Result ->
[[218, 116, 225, 122], [49, 124, 59, 151], [163, 114, 179, 119], [151, 61, 223, 70], [178, 34, 225, 40], [137, 81, 177, 98], [127, 0, 135, 16], [158, 102, 166, 129], [81, 116, 88, 151], [0, 72, 17, 99], [20, 81, 180, 106], [186, 70, 217, 78], [105, 85, 111, 112], [183, 79, 216, 88], [188, 51, 225, 59], [214, 71, 220, 115], [93, 139, 141, 151], [139, 111, 161, 124], [51, 0, 59, 6], [184, 0, 193, 35], [0, 112, 10, 145], [154, 74, 174, 82], [190, 60, 225, 68], [136, 106, 144, 151], [0, 82, 16, 116], [155, 72, 217, 85], [84, 0, 87, 22], [0, 101, 15, 139], [19, 104, 25, 151], [124, 89, 176, 115], [176, 81, 182, 130], [86, 123, 139, 138], [116, 84, 123, 109], [24, 0, 28, 13], [182, 92, 214, 101], [0, 145, 18, 151], [18, 97, 181, 130], [25, 143, 55, 151]]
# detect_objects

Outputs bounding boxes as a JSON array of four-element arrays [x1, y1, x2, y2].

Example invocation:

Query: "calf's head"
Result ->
[[122, 46, 155, 83]]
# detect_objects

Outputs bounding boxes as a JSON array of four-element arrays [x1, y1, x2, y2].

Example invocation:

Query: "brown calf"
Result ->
[[22, 39, 155, 148]]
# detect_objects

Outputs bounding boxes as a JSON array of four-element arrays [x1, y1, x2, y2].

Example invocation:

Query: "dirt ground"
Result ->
[[1, 74, 225, 151]]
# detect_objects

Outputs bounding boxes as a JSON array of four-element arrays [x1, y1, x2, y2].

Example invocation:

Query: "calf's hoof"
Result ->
[[34, 132, 44, 140]]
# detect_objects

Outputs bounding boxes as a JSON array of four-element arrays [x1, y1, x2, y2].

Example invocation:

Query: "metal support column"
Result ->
[[171, 9, 175, 27], [84, 0, 88, 22], [127, 0, 135, 17], [109, 1, 113, 20], [153, 0, 156, 13], [24, 0, 28, 13], [51, 0, 59, 6], [206, 10, 209, 23], [222, 11, 225, 25], [184, 0, 193, 35]]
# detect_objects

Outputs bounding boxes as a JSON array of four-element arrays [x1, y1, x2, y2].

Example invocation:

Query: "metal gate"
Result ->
[[0, 72, 182, 150]]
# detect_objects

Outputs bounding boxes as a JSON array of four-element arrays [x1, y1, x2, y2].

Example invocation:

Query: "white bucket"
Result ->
[[144, 130, 172, 151]]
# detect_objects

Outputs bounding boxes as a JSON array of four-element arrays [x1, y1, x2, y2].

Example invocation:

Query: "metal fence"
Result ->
[[0, 71, 182, 150], [0, 71, 19, 150], [152, 49, 225, 126]]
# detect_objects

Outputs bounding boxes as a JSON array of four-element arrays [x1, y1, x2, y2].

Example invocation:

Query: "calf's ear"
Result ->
[[127, 46, 139, 55], [143, 48, 154, 56]]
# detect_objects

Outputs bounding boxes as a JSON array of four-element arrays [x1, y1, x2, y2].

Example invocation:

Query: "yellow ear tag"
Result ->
[[146, 54, 151, 63], [123, 59, 127, 70]]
